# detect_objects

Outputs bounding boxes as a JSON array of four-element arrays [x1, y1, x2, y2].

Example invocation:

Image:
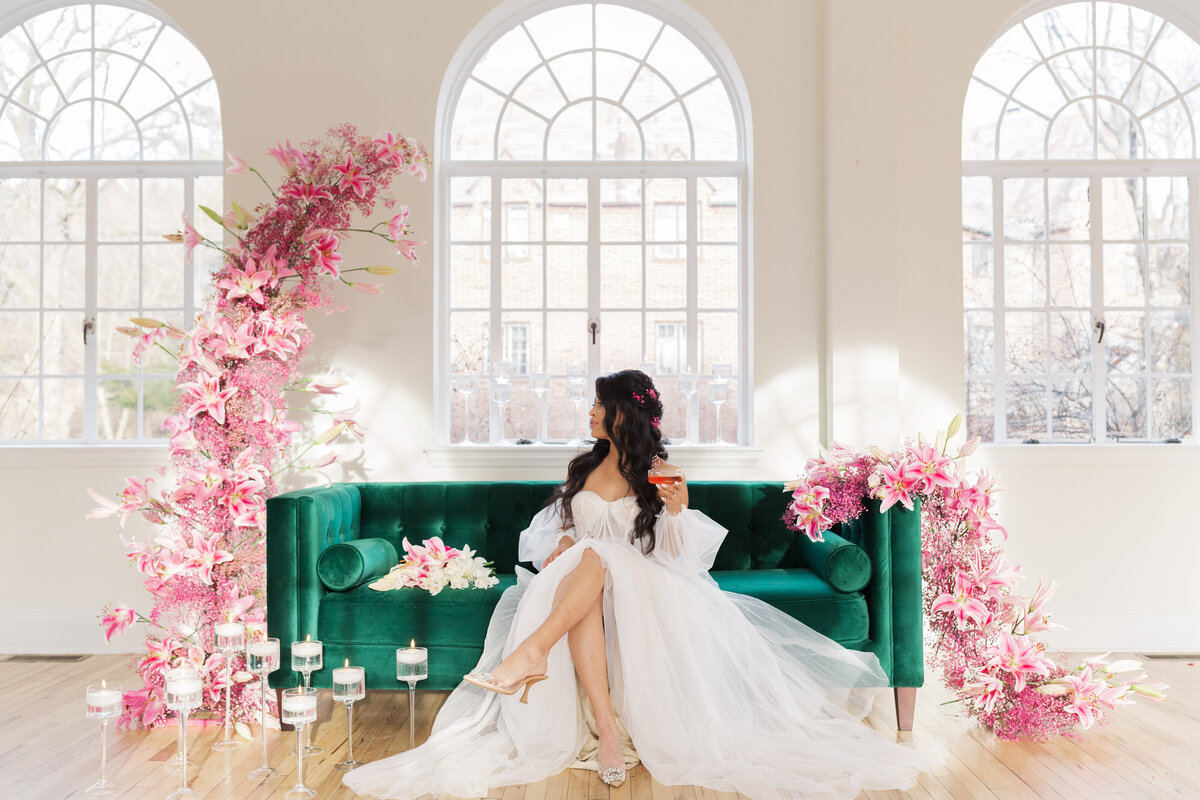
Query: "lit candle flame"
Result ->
[[101, 679, 106, 690], [410, 639, 416, 649], [305, 634, 311, 642], [344, 658, 349, 668]]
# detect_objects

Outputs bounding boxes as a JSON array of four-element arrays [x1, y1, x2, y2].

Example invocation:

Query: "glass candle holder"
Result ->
[[396, 645, 428, 749], [246, 637, 280, 780], [291, 638, 323, 754], [332, 662, 366, 770], [281, 687, 318, 800], [85, 682, 122, 797], [164, 668, 202, 799], [212, 621, 245, 751]]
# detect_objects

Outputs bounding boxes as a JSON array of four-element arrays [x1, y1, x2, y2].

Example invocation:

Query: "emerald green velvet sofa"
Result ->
[[265, 482, 924, 729]]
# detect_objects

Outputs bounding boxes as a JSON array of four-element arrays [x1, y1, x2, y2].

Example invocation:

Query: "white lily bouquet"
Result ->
[[370, 537, 499, 595]]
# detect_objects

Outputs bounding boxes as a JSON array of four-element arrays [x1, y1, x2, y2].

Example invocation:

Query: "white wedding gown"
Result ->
[[343, 491, 947, 800]]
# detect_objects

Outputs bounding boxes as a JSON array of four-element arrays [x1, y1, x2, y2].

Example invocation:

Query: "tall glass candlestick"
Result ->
[[531, 373, 549, 442], [165, 668, 202, 799], [212, 620, 245, 751], [281, 687, 318, 799], [85, 681, 122, 797], [332, 660, 366, 770], [291, 636, 323, 754], [396, 641, 428, 749], [246, 637, 280, 780]]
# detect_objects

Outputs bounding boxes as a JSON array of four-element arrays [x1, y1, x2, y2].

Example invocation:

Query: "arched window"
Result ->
[[0, 2, 221, 442], [438, 1, 748, 446], [963, 1, 1199, 443]]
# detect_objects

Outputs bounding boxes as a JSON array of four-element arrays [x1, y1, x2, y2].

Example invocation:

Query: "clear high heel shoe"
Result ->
[[463, 671, 548, 704], [599, 764, 626, 788]]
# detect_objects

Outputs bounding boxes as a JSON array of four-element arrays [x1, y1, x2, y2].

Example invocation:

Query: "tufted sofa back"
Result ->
[[306, 481, 807, 573]]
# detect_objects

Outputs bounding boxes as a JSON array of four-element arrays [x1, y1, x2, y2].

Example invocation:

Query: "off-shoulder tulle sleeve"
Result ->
[[647, 506, 726, 578], [518, 499, 572, 570]]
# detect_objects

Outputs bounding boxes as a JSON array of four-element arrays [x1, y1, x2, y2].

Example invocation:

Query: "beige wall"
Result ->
[[2, 0, 1198, 654]]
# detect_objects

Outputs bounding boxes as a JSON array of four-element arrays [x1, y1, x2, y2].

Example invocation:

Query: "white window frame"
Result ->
[[963, 0, 1200, 445], [653, 201, 684, 260], [0, 1, 221, 446], [432, 0, 755, 457]]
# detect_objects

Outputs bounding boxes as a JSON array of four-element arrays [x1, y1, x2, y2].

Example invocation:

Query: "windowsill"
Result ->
[[0, 444, 169, 469], [975, 442, 1200, 467], [423, 443, 763, 469]]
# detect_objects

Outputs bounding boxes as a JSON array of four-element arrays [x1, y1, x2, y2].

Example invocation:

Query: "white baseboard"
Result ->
[[1033, 612, 1200, 655], [0, 613, 138, 656]]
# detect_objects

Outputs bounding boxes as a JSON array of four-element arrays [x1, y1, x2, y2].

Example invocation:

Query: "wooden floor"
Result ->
[[2, 652, 1197, 799]]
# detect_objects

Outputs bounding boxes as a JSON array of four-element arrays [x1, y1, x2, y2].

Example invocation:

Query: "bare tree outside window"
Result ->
[[963, 2, 1197, 443], [0, 4, 221, 443], [442, 3, 745, 445]]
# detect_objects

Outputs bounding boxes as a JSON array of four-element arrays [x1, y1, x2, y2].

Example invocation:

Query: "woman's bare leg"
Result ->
[[487, 548, 606, 686], [569, 593, 624, 768]]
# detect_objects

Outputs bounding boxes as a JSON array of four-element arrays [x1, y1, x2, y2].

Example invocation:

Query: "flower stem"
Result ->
[[249, 167, 278, 199]]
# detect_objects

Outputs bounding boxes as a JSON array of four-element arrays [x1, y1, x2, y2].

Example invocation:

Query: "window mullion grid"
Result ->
[[1143, 181, 1153, 440], [489, 174, 502, 442], [992, 175, 1006, 441], [587, 176, 600, 380], [1090, 174, 1106, 441], [641, 177, 647, 364], [687, 174, 699, 443], [137, 178, 145, 439], [37, 177, 45, 439], [83, 176, 98, 441]]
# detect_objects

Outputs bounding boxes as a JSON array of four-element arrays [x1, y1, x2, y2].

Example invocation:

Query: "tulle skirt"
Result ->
[[343, 539, 947, 800]]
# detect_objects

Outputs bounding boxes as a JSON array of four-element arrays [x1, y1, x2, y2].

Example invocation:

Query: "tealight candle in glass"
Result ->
[[281, 687, 318, 800], [246, 637, 280, 780], [212, 620, 245, 751], [165, 668, 202, 799], [291, 637, 323, 754], [332, 660, 366, 770], [84, 681, 122, 797], [396, 641, 428, 749]]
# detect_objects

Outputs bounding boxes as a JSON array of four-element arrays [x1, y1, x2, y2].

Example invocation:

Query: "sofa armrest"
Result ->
[[829, 496, 924, 688], [794, 529, 871, 593], [265, 484, 362, 687]]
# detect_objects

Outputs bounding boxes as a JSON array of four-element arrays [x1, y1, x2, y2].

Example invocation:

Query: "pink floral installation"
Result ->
[[368, 537, 499, 594], [783, 415, 1169, 742], [89, 124, 428, 730]]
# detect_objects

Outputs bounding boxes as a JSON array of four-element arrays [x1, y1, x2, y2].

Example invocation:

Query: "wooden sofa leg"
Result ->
[[894, 687, 916, 731], [276, 687, 294, 732]]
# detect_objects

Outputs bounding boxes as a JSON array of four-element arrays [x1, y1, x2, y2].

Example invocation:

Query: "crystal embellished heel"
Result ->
[[600, 764, 626, 788], [463, 671, 549, 703]]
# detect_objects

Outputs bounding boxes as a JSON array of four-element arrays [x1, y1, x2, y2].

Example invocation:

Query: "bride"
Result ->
[[344, 369, 945, 800]]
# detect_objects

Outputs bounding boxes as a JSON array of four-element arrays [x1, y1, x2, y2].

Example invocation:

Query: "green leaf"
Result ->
[[199, 205, 225, 227]]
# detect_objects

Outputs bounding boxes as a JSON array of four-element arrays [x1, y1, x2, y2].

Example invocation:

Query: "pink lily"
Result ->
[[931, 573, 990, 628], [253, 311, 306, 361], [967, 550, 1020, 603], [876, 460, 922, 512], [255, 244, 297, 287], [86, 488, 122, 522], [209, 318, 256, 360], [216, 261, 271, 304], [100, 602, 137, 642], [254, 397, 303, 436], [986, 632, 1053, 693], [351, 281, 383, 294], [226, 151, 249, 175], [172, 462, 229, 505], [267, 139, 301, 172], [1021, 577, 1063, 634], [907, 443, 957, 491], [233, 496, 267, 529], [184, 530, 234, 585], [387, 207, 410, 240], [333, 153, 369, 198], [179, 374, 237, 425], [182, 215, 202, 263], [963, 667, 1005, 714], [310, 232, 343, 278], [373, 131, 407, 167], [282, 181, 334, 204], [392, 238, 424, 265], [139, 636, 178, 674]]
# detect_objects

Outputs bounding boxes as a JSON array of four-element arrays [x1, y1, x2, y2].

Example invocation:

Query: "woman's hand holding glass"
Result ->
[[650, 464, 687, 514]]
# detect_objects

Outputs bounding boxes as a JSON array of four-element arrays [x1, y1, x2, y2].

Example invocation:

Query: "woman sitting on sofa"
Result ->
[[344, 369, 944, 800]]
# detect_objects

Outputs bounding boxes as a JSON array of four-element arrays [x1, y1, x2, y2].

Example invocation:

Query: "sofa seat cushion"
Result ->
[[319, 575, 518, 647], [712, 569, 869, 644]]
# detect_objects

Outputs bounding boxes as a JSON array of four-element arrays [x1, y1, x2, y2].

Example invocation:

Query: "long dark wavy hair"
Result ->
[[546, 369, 668, 554]]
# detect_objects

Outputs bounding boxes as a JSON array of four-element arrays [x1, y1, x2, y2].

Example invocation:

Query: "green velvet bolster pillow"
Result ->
[[803, 531, 872, 593], [316, 538, 399, 592]]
